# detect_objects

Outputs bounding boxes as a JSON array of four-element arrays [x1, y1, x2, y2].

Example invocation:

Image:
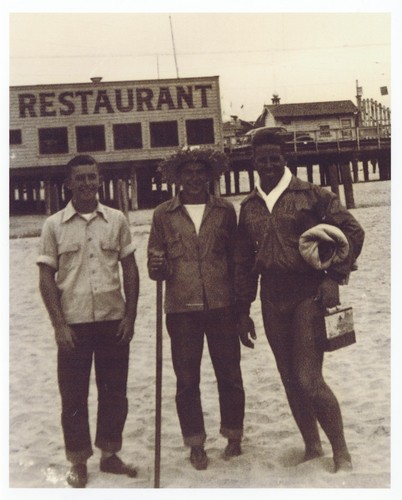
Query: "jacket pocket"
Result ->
[[166, 236, 185, 259]]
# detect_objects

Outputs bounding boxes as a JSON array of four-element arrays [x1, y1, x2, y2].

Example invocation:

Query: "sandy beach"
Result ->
[[8, 178, 392, 491]]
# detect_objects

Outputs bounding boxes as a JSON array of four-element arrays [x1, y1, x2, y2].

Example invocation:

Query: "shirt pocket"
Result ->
[[101, 239, 120, 265], [57, 242, 80, 271]]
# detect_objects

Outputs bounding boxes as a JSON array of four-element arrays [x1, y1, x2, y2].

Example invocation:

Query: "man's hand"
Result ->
[[54, 324, 76, 351], [237, 314, 257, 349], [116, 316, 135, 345], [148, 253, 167, 274], [315, 276, 340, 309]]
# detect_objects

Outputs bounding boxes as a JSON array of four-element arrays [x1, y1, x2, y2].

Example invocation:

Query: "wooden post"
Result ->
[[44, 180, 51, 215], [117, 179, 129, 219], [104, 177, 111, 203], [306, 164, 313, 183], [378, 157, 391, 181], [112, 178, 118, 206], [130, 167, 139, 210], [352, 160, 359, 183], [50, 183, 60, 214], [248, 169, 255, 191], [234, 170, 240, 194], [224, 171, 231, 195], [26, 182, 34, 203], [319, 163, 327, 186], [167, 183, 173, 198], [340, 163, 355, 209], [34, 181, 42, 211], [327, 164, 340, 197], [363, 160, 369, 182]]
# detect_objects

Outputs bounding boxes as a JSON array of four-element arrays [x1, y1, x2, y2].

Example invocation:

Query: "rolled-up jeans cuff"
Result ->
[[66, 446, 93, 464], [183, 433, 207, 447], [220, 427, 243, 440]]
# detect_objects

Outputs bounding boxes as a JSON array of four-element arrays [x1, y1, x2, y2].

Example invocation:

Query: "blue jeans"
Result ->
[[57, 321, 129, 463], [166, 307, 245, 447]]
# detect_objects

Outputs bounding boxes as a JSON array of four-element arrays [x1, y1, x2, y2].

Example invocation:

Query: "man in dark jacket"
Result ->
[[147, 148, 245, 471], [235, 131, 364, 472]]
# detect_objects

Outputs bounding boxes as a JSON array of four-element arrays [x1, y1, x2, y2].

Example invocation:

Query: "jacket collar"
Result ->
[[241, 174, 311, 205]]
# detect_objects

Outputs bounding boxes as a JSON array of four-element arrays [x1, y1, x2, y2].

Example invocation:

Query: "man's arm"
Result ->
[[38, 263, 76, 350], [234, 207, 259, 348], [147, 210, 168, 281], [117, 253, 140, 344]]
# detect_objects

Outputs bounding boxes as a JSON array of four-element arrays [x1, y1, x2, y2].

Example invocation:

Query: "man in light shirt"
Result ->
[[37, 154, 139, 488], [147, 149, 245, 471], [234, 131, 365, 472]]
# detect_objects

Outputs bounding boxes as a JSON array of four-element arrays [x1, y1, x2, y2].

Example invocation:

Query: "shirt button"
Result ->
[[88, 237, 92, 242], [89, 253, 94, 258]]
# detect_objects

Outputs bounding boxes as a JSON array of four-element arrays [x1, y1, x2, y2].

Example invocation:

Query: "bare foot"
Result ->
[[334, 454, 353, 472], [304, 445, 324, 461]]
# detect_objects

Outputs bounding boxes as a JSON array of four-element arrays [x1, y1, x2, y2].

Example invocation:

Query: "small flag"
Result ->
[[240, 105, 244, 109], [380, 86, 388, 95]]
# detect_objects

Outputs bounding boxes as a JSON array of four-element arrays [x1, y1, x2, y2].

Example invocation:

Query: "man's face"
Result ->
[[178, 161, 209, 201], [253, 143, 286, 193], [66, 163, 100, 205]]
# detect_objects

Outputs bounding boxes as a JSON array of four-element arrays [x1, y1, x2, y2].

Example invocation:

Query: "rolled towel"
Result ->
[[299, 224, 349, 271]]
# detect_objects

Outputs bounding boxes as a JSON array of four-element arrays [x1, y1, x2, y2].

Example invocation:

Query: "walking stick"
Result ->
[[154, 280, 163, 488]]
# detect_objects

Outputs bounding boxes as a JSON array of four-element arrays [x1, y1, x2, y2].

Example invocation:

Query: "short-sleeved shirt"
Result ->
[[37, 201, 135, 324]]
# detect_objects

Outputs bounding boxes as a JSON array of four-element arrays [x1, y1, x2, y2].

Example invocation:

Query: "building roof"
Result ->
[[266, 100, 358, 118]]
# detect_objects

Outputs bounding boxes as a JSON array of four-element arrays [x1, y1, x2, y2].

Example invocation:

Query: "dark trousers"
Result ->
[[57, 321, 129, 464], [260, 276, 349, 459], [166, 307, 245, 447]]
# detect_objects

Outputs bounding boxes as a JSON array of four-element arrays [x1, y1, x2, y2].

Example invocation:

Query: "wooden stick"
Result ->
[[154, 280, 163, 488]]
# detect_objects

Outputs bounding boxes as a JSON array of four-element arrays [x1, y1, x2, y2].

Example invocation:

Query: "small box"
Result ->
[[322, 306, 356, 351]]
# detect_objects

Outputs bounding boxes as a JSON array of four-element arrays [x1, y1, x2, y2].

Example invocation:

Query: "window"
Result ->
[[185, 118, 214, 145], [319, 125, 331, 137], [280, 118, 292, 125], [113, 123, 142, 150], [76, 125, 106, 152], [10, 129, 22, 145], [150, 121, 179, 147], [38, 127, 68, 154], [341, 118, 353, 139]]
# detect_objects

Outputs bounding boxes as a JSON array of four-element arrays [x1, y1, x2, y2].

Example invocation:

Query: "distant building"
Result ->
[[254, 97, 359, 142], [222, 115, 254, 151]]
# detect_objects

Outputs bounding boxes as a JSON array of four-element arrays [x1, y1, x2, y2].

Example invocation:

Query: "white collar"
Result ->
[[256, 166, 292, 212]]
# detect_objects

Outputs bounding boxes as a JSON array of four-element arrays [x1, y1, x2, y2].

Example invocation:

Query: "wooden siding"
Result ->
[[10, 76, 223, 170]]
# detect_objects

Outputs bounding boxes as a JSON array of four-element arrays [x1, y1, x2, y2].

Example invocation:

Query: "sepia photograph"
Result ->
[[3, 1, 401, 498]]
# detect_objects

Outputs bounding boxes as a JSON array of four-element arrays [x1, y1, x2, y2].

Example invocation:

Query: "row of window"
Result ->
[[10, 118, 215, 154]]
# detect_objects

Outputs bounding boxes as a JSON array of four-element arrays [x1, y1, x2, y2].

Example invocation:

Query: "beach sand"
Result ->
[[8, 179, 391, 490]]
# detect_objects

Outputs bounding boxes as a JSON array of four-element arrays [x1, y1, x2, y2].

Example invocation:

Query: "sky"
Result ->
[[7, 8, 393, 123]]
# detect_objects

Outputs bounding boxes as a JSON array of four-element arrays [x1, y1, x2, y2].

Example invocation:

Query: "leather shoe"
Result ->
[[190, 446, 208, 470], [100, 454, 138, 477], [224, 439, 242, 459], [66, 463, 87, 488]]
